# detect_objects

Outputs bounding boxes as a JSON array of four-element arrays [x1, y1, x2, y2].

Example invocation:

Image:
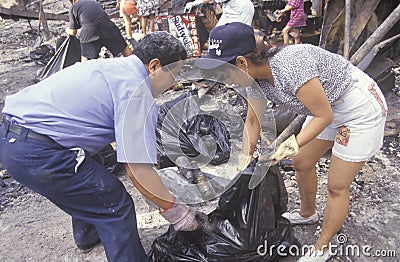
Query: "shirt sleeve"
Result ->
[[69, 7, 80, 29], [275, 48, 319, 96]]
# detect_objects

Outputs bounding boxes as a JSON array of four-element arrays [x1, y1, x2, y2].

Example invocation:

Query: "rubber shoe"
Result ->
[[77, 240, 100, 253], [298, 248, 331, 262], [282, 209, 319, 225]]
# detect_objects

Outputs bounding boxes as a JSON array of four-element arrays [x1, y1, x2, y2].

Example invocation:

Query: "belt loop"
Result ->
[[20, 127, 29, 141]]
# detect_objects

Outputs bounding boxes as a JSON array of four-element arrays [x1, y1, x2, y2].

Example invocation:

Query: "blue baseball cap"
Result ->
[[195, 22, 256, 69]]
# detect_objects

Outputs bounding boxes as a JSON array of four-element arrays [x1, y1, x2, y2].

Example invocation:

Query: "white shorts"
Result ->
[[303, 66, 387, 162]]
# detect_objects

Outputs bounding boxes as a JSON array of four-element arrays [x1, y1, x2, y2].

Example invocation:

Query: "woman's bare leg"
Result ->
[[292, 138, 333, 217], [292, 27, 301, 44], [141, 16, 147, 35], [149, 13, 155, 33], [281, 25, 292, 45], [315, 155, 364, 251], [122, 14, 132, 39]]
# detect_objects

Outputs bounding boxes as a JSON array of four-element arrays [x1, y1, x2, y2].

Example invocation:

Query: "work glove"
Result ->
[[271, 134, 299, 165], [160, 200, 209, 231], [184, 0, 203, 13]]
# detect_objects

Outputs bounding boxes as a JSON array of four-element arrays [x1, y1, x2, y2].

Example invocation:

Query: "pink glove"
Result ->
[[160, 201, 201, 231]]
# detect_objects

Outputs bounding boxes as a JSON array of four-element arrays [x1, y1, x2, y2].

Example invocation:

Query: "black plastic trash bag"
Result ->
[[29, 44, 55, 65], [148, 162, 298, 261], [35, 35, 81, 82], [157, 90, 236, 169]]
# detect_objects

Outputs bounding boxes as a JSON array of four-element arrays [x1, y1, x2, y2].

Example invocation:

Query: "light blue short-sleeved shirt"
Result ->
[[3, 55, 158, 164]]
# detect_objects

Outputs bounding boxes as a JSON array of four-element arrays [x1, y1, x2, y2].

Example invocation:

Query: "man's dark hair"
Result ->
[[133, 32, 188, 66]]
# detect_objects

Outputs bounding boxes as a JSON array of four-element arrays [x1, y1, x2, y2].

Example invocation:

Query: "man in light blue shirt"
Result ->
[[0, 32, 206, 262]]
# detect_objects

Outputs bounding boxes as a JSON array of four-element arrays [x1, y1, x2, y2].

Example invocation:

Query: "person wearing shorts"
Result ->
[[195, 22, 387, 261], [136, 0, 158, 35], [276, 0, 306, 44], [67, 0, 131, 61], [118, 0, 137, 39]]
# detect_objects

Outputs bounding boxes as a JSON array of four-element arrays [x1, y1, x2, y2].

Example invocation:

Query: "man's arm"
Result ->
[[126, 163, 209, 231], [126, 163, 175, 209]]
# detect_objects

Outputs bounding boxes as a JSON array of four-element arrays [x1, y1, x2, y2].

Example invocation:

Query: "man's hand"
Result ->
[[184, 0, 203, 13], [66, 28, 77, 36], [160, 200, 209, 231], [271, 134, 299, 165]]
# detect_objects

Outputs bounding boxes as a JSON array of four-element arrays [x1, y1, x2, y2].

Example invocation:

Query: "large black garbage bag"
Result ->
[[29, 44, 55, 65], [148, 163, 298, 261], [35, 35, 81, 82], [157, 90, 235, 169]]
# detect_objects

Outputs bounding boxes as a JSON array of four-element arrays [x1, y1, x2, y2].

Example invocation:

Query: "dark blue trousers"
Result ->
[[0, 123, 147, 262]]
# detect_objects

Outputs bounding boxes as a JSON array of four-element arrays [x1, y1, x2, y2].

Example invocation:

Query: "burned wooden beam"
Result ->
[[351, 4, 400, 65], [349, 0, 381, 52], [0, 6, 69, 21]]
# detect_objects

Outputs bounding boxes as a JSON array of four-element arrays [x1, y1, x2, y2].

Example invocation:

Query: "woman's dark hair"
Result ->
[[133, 32, 188, 66], [241, 42, 286, 66]]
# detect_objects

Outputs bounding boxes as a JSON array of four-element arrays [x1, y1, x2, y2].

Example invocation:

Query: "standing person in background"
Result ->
[[276, 0, 306, 44], [184, 0, 254, 27], [67, 0, 131, 61], [136, 0, 158, 35], [118, 0, 138, 39]]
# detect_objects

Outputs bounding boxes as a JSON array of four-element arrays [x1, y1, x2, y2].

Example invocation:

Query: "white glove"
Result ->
[[184, 0, 204, 13], [160, 200, 205, 231], [271, 134, 299, 165]]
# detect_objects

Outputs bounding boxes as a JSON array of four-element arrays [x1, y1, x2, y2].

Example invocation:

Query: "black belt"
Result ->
[[5, 121, 55, 144]]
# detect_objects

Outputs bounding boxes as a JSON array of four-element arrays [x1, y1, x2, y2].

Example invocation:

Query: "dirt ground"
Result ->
[[0, 13, 399, 262]]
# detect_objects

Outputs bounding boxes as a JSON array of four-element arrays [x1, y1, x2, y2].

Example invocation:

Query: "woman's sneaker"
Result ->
[[282, 209, 319, 225], [298, 248, 331, 262]]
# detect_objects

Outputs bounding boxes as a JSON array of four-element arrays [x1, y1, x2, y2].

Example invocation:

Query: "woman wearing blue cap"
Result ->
[[196, 22, 387, 262]]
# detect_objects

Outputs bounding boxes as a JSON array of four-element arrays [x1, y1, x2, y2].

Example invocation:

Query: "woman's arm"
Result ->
[[295, 77, 334, 147], [279, 4, 293, 14], [242, 96, 267, 155]]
